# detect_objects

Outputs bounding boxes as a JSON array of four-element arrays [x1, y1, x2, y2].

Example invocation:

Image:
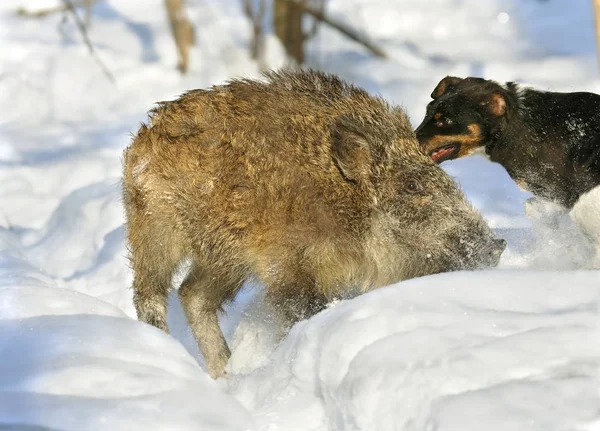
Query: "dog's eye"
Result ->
[[435, 117, 453, 127], [404, 179, 422, 194]]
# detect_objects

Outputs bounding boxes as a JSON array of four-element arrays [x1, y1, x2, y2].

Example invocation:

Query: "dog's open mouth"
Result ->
[[429, 144, 460, 163]]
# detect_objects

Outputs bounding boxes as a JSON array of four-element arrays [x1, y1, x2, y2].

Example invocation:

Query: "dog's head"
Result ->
[[415, 76, 509, 163]]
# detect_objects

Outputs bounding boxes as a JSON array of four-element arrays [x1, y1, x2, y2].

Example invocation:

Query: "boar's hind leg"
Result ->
[[178, 262, 244, 378], [260, 258, 327, 337], [269, 287, 327, 336]]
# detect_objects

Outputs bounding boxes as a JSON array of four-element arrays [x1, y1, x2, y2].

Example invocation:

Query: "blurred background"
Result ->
[[0, 0, 599, 313], [3, 0, 599, 138]]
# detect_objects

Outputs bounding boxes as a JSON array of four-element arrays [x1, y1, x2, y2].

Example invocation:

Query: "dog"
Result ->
[[415, 76, 600, 209]]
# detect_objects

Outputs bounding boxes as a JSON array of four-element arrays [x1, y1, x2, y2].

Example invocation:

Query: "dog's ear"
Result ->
[[431, 76, 464, 99], [483, 92, 507, 116]]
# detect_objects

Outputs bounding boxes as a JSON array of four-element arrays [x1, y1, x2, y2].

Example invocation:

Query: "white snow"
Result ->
[[1, 0, 599, 430], [0, 229, 254, 430], [228, 271, 599, 431]]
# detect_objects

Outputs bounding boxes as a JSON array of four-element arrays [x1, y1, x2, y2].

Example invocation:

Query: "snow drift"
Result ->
[[0, 228, 254, 431]]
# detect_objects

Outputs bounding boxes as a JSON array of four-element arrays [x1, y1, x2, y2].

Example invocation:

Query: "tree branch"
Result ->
[[17, 0, 102, 19], [243, 0, 267, 64], [61, 0, 116, 84], [594, 0, 600, 72], [165, 0, 195, 74], [291, 0, 387, 59]]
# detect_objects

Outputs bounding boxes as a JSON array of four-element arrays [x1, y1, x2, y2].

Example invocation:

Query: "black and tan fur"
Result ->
[[416, 76, 600, 208]]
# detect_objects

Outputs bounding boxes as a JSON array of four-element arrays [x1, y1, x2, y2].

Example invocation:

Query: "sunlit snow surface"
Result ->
[[0, 0, 599, 430]]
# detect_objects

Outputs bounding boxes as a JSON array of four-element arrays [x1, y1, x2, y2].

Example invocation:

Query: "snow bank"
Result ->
[[0, 229, 254, 431], [229, 271, 600, 431]]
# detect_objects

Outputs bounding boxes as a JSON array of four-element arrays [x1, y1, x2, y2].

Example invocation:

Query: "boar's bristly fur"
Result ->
[[122, 69, 504, 378]]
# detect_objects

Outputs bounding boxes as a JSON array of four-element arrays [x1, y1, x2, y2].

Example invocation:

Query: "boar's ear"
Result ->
[[331, 115, 372, 184], [431, 76, 464, 99]]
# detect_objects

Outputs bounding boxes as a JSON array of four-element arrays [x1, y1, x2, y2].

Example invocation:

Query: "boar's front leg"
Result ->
[[178, 262, 245, 378]]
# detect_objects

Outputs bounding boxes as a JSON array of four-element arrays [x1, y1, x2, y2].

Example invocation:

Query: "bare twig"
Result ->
[[61, 0, 116, 84], [165, 0, 195, 74], [305, 0, 325, 39], [243, 0, 257, 58], [290, 0, 387, 59], [243, 0, 267, 68], [594, 0, 600, 72], [85, 0, 93, 28], [273, 0, 305, 64], [17, 0, 102, 19]]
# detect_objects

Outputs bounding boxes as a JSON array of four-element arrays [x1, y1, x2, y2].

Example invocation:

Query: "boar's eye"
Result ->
[[404, 179, 422, 194]]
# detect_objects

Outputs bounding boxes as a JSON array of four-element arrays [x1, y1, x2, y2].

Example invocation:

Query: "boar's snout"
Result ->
[[478, 237, 506, 268], [447, 231, 506, 272]]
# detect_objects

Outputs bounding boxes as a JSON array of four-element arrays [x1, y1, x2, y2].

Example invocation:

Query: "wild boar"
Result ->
[[122, 70, 505, 378]]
